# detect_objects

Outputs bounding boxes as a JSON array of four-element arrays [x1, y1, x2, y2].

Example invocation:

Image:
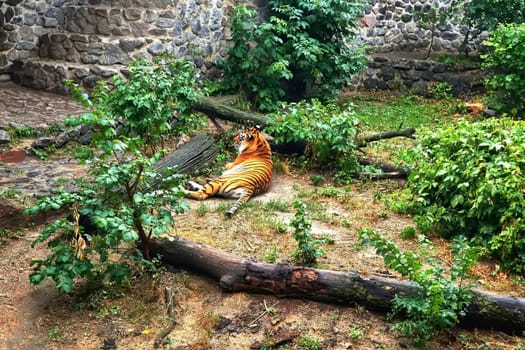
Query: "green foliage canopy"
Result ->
[[464, 0, 525, 33], [395, 118, 525, 273], [26, 57, 203, 293], [219, 0, 366, 111], [482, 23, 525, 117]]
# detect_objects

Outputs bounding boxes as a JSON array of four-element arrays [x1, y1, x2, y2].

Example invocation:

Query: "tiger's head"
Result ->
[[233, 126, 271, 156]]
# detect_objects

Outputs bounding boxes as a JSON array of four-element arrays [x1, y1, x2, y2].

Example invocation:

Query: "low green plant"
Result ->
[[263, 199, 291, 212], [319, 186, 341, 198], [14, 126, 37, 138], [482, 23, 525, 117], [47, 326, 63, 342], [196, 203, 209, 217], [219, 0, 366, 111], [266, 99, 362, 182], [395, 118, 525, 273], [66, 55, 205, 151], [296, 334, 321, 350], [0, 188, 22, 200], [31, 144, 57, 161], [0, 228, 24, 245], [180, 270, 192, 287], [264, 243, 282, 263], [429, 81, 453, 100], [310, 175, 325, 187], [359, 229, 481, 347], [348, 325, 366, 341], [290, 200, 327, 264], [400, 226, 416, 240]]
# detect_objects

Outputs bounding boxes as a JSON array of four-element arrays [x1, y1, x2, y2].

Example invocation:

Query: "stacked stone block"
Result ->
[[351, 55, 485, 96], [357, 0, 486, 55], [1, 0, 233, 92], [0, 0, 486, 94]]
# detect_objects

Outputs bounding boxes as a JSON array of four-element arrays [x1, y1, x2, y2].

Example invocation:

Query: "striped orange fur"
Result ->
[[185, 126, 273, 217]]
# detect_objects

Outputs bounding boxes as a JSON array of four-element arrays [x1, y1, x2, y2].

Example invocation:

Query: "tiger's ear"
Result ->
[[254, 124, 263, 131]]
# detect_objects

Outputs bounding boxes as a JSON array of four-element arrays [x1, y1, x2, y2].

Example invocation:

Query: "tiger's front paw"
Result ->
[[187, 180, 204, 191]]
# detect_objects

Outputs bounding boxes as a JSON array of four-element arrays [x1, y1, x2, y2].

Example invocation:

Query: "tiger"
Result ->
[[185, 126, 273, 217]]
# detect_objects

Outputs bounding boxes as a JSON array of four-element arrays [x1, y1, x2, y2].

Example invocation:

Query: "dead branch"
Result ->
[[150, 236, 525, 334]]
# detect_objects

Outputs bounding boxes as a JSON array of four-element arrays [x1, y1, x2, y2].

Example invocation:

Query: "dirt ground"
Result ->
[[1, 165, 525, 350]]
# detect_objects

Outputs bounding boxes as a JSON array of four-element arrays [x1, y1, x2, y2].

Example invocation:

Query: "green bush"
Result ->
[[266, 99, 361, 182], [219, 0, 366, 111], [359, 229, 480, 346], [464, 0, 525, 33], [482, 23, 525, 117], [290, 200, 327, 264], [26, 57, 200, 293], [395, 118, 525, 272], [67, 55, 204, 150]]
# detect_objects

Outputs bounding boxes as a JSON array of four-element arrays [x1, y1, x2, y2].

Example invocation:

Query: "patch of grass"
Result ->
[[400, 226, 416, 240], [249, 211, 288, 235], [311, 175, 325, 186], [0, 188, 22, 200], [303, 200, 328, 222], [348, 325, 366, 341], [47, 326, 63, 342], [264, 243, 282, 263], [263, 199, 291, 212], [296, 334, 321, 350], [319, 186, 341, 198], [196, 203, 209, 217], [293, 183, 317, 199], [0, 228, 24, 245], [348, 94, 456, 131]]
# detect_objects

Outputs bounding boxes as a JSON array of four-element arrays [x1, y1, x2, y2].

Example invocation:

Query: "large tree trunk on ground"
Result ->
[[193, 97, 271, 127], [193, 97, 416, 148], [150, 236, 525, 334], [153, 134, 218, 175]]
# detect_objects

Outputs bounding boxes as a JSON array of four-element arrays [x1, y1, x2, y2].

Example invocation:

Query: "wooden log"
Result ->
[[356, 155, 409, 180], [193, 96, 271, 127], [150, 236, 525, 334], [192, 97, 416, 147], [153, 133, 219, 175], [356, 127, 416, 147]]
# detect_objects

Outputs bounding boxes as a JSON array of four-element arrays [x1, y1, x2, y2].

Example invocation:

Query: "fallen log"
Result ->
[[153, 133, 219, 175], [193, 96, 271, 127], [193, 97, 416, 148], [150, 236, 525, 334], [356, 128, 416, 147], [356, 155, 409, 180]]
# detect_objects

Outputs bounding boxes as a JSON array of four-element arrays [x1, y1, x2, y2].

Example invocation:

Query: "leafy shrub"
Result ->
[[395, 118, 525, 272], [266, 99, 361, 182], [482, 23, 525, 117], [464, 0, 525, 33], [67, 55, 205, 150], [26, 57, 200, 293], [290, 200, 327, 264], [359, 229, 480, 346], [27, 140, 188, 293], [219, 0, 366, 111]]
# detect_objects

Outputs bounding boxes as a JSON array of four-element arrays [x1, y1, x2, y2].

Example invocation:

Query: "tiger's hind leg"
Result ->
[[184, 180, 216, 200], [225, 188, 253, 217]]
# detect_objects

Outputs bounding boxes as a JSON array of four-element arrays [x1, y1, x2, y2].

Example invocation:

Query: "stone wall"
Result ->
[[356, 0, 487, 55], [0, 0, 484, 94], [353, 54, 484, 96], [0, 0, 248, 92]]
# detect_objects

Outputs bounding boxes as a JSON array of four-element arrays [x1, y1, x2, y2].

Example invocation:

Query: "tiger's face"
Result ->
[[233, 127, 267, 154]]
